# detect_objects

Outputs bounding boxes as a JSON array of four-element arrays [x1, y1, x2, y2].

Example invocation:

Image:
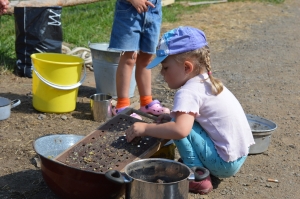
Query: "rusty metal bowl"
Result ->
[[33, 134, 125, 199]]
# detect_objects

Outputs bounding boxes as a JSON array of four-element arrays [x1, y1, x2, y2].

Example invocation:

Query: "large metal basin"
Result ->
[[33, 134, 125, 199]]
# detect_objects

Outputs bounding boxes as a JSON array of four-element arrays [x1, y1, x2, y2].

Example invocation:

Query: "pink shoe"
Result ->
[[112, 106, 142, 120], [140, 100, 170, 116], [189, 171, 213, 195]]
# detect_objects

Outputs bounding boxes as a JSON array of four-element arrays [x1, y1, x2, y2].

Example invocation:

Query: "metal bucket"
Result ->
[[246, 114, 277, 154], [89, 43, 137, 98], [90, 93, 112, 122]]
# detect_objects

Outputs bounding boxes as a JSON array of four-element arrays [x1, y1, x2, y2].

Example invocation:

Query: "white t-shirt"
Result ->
[[171, 73, 255, 162]]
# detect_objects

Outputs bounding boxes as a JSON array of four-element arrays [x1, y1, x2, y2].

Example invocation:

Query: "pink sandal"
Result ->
[[178, 158, 213, 195], [112, 106, 142, 120], [189, 172, 213, 195], [139, 100, 170, 116]]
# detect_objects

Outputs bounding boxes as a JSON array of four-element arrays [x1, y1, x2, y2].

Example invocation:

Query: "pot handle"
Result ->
[[11, 99, 21, 108], [105, 170, 132, 184], [105, 170, 133, 199], [190, 166, 210, 182]]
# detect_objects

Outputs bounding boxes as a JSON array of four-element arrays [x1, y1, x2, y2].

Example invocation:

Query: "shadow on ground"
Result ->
[[0, 169, 58, 199]]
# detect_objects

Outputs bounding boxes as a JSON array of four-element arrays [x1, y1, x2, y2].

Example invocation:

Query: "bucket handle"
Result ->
[[32, 64, 86, 90]]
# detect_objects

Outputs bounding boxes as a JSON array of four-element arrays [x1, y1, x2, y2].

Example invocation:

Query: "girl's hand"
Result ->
[[156, 113, 172, 124], [0, 0, 9, 15], [127, 0, 155, 14], [125, 122, 147, 142]]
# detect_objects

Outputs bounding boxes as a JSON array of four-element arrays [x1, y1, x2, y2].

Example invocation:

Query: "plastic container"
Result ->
[[89, 43, 136, 98], [31, 53, 85, 113]]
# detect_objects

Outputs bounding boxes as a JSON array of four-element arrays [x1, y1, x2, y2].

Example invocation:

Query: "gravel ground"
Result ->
[[0, 0, 299, 198]]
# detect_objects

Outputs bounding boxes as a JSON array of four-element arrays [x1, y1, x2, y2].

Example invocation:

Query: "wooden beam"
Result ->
[[6, 0, 176, 15], [162, 0, 175, 6], [7, 0, 101, 14], [179, 0, 227, 6]]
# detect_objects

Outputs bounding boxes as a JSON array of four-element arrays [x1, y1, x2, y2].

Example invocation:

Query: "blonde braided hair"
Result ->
[[177, 46, 223, 95]]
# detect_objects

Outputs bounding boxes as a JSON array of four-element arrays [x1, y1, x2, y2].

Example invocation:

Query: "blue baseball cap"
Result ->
[[147, 26, 208, 69]]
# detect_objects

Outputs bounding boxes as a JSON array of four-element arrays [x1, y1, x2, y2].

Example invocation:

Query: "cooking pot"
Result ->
[[0, 97, 21, 120], [105, 158, 210, 199]]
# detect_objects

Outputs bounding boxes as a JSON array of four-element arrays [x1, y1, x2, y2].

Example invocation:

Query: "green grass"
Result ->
[[0, 0, 284, 72]]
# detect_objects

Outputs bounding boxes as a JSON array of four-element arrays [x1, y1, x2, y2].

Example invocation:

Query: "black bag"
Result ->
[[14, 7, 63, 78]]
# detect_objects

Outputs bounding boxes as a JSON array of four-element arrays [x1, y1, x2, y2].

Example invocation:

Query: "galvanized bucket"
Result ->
[[89, 43, 137, 98]]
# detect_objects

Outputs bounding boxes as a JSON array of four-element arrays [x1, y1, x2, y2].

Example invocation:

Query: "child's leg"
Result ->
[[174, 122, 213, 194], [113, 52, 143, 120], [135, 52, 170, 115], [174, 132, 204, 168], [135, 52, 152, 99], [174, 121, 247, 178], [116, 51, 137, 105], [115, 51, 156, 108]]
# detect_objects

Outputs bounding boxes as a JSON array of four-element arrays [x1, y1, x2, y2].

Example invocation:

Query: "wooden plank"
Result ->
[[54, 129, 99, 163], [7, 0, 100, 14], [120, 140, 168, 172], [7, 0, 175, 15], [179, 0, 227, 6], [162, 0, 175, 6], [54, 112, 169, 173]]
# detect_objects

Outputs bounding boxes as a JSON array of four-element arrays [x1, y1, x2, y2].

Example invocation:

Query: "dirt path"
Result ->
[[0, 0, 299, 198]]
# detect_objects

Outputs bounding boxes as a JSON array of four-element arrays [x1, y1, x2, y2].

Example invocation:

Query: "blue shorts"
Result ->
[[173, 121, 248, 178], [109, 0, 162, 54]]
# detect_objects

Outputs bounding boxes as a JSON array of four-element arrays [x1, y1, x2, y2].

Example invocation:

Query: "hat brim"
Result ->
[[146, 55, 168, 69]]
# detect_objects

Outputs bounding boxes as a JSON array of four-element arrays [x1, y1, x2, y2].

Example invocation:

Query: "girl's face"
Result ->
[[160, 56, 191, 89]]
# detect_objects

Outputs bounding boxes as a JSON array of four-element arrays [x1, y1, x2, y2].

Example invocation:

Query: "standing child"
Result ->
[[108, 0, 170, 118], [125, 26, 255, 194]]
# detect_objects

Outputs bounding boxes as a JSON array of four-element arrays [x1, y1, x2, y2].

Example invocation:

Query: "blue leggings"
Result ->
[[173, 121, 247, 178]]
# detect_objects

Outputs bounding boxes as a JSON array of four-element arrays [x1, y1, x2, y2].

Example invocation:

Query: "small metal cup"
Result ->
[[90, 93, 112, 122]]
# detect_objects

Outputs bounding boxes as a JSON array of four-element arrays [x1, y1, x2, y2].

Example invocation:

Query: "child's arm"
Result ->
[[125, 112, 195, 142], [127, 0, 155, 13]]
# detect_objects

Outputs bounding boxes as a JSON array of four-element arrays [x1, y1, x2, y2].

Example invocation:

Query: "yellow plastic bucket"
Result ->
[[31, 53, 86, 113]]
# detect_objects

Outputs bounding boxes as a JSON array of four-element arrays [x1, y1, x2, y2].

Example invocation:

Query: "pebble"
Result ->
[[265, 184, 273, 188], [61, 115, 68, 120], [37, 114, 46, 120], [34, 157, 41, 168]]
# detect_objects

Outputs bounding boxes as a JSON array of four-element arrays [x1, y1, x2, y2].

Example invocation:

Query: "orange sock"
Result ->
[[116, 98, 130, 109], [140, 96, 153, 107]]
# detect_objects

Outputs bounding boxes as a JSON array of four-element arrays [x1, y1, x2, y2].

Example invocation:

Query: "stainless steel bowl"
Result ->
[[246, 114, 277, 154]]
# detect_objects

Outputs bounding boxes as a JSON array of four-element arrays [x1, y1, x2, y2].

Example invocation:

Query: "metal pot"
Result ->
[[0, 97, 21, 120], [105, 158, 210, 199]]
